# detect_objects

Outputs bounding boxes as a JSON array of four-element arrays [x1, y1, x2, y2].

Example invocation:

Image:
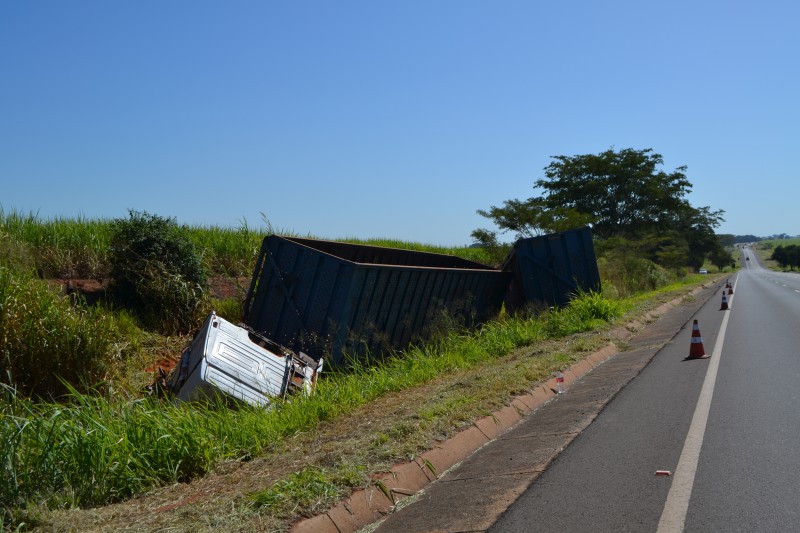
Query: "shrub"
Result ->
[[598, 255, 670, 297], [109, 211, 208, 334]]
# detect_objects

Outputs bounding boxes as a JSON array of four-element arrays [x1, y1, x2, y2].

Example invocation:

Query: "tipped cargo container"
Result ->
[[503, 227, 601, 313], [243, 236, 511, 366]]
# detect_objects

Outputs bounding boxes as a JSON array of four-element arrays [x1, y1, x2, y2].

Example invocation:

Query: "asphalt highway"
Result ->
[[491, 249, 800, 532]]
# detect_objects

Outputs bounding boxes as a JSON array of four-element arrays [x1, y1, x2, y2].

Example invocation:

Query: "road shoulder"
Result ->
[[290, 280, 723, 533]]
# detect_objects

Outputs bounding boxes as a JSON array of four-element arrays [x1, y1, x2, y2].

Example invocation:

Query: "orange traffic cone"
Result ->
[[688, 320, 709, 359], [728, 285, 733, 295], [720, 291, 729, 310]]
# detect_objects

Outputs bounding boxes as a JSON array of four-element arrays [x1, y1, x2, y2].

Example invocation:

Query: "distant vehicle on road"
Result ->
[[699, 268, 708, 274]]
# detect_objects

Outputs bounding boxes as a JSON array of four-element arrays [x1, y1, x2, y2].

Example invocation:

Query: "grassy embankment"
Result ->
[[0, 210, 714, 530]]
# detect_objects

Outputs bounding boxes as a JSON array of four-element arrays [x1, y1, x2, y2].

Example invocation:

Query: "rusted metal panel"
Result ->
[[503, 227, 601, 313], [243, 236, 511, 366]]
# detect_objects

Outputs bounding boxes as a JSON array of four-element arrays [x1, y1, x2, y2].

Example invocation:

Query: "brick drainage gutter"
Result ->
[[290, 279, 724, 533]]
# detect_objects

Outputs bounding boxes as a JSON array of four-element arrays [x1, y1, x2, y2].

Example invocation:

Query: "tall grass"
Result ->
[[0, 210, 493, 279], [0, 209, 113, 278], [1, 291, 622, 523], [0, 268, 119, 399], [1, 388, 260, 515], [183, 221, 268, 278], [0, 209, 269, 279]]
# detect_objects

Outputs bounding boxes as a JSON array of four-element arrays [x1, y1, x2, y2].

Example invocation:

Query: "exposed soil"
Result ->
[[48, 276, 251, 303], [46, 275, 252, 387], [47, 278, 107, 305]]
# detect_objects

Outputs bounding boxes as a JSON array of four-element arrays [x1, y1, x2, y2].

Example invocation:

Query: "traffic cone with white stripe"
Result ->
[[720, 291, 729, 310], [688, 320, 709, 359], [555, 371, 565, 394]]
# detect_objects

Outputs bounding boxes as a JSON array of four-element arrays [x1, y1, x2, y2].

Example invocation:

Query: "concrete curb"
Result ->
[[290, 282, 715, 533]]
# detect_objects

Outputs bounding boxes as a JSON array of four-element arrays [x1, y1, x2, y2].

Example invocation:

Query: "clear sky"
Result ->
[[2, 1, 797, 246]]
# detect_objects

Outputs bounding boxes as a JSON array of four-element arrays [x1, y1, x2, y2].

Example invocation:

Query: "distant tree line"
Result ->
[[733, 234, 799, 244], [771, 244, 800, 270], [733, 235, 763, 244]]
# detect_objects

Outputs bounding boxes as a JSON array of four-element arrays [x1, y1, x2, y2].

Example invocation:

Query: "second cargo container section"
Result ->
[[503, 227, 601, 313], [243, 236, 511, 366]]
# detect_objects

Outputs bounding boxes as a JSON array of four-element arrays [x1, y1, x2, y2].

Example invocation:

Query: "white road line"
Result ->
[[657, 279, 734, 532]]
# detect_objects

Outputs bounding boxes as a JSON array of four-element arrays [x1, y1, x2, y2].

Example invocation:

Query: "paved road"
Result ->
[[375, 279, 718, 532], [491, 250, 800, 532]]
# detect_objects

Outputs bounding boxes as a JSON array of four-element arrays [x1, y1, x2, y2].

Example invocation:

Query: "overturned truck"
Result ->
[[167, 227, 600, 406], [242, 236, 512, 367], [168, 312, 323, 408]]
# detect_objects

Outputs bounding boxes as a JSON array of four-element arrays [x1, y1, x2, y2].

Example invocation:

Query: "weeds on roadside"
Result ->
[[249, 464, 365, 518], [544, 289, 624, 336], [1, 289, 627, 529]]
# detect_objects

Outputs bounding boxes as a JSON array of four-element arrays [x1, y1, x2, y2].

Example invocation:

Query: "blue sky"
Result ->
[[2, 1, 797, 246]]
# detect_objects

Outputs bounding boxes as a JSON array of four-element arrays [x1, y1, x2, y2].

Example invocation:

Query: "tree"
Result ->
[[772, 244, 800, 270], [469, 228, 510, 266], [789, 246, 800, 270], [474, 147, 724, 271], [535, 148, 700, 239], [476, 197, 548, 239], [709, 243, 734, 271], [667, 204, 724, 270], [772, 245, 787, 267], [109, 210, 208, 333], [475, 148, 724, 243], [717, 234, 736, 247], [475, 197, 594, 240]]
